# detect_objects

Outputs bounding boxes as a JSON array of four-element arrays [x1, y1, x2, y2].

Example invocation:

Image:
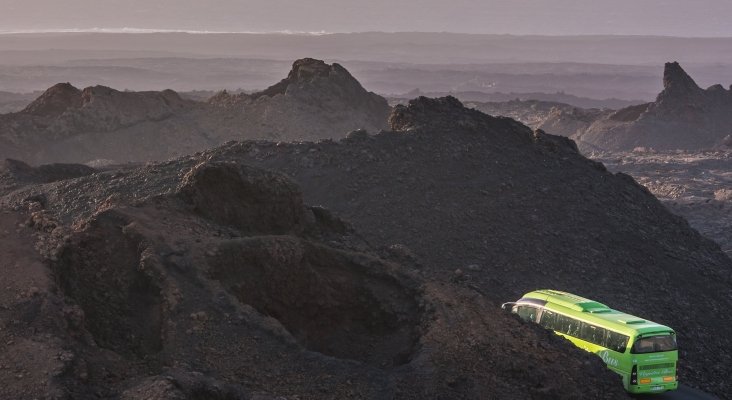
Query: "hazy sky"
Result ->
[[2, 0, 732, 37]]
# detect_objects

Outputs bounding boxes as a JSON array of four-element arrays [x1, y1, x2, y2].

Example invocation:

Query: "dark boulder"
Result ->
[[177, 161, 305, 235]]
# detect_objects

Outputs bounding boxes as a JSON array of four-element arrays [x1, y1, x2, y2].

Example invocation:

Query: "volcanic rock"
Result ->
[[1, 90, 730, 397], [593, 150, 732, 257], [215, 96, 732, 397], [0, 150, 627, 399], [177, 161, 305, 234], [252, 58, 351, 99]]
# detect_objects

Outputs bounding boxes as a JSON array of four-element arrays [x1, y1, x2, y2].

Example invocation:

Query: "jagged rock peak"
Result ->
[[661, 62, 701, 96], [287, 58, 341, 81], [22, 82, 82, 116], [252, 58, 359, 99]]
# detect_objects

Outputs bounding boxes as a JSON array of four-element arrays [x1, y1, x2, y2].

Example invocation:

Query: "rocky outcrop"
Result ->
[[0, 58, 391, 165], [251, 57, 345, 99], [659, 61, 704, 102], [575, 62, 732, 151], [178, 161, 305, 235], [389, 95, 508, 133]]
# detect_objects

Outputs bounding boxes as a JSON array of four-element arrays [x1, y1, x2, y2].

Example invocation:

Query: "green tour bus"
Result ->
[[502, 290, 678, 394]]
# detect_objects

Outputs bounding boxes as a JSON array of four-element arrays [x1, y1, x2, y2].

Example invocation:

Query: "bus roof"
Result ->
[[521, 289, 674, 337]]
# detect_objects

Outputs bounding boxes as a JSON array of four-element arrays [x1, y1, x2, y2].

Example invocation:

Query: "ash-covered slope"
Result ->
[[0, 155, 625, 399], [576, 62, 732, 151], [0, 59, 390, 165], [216, 96, 732, 397]]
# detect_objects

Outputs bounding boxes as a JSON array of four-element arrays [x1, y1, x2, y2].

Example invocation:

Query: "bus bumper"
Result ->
[[628, 381, 678, 394]]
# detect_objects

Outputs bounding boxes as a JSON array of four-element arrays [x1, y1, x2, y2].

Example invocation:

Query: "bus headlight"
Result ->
[[639, 378, 652, 384], [663, 376, 674, 382]]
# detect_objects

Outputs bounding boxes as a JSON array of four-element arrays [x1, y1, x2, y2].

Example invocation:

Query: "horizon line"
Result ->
[[0, 27, 331, 35], [1, 28, 732, 39]]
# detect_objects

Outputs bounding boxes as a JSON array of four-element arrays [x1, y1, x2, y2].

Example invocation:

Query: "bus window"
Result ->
[[580, 322, 607, 346], [540, 310, 557, 330], [554, 313, 580, 337], [606, 330, 630, 353], [632, 335, 677, 354], [516, 305, 539, 322]]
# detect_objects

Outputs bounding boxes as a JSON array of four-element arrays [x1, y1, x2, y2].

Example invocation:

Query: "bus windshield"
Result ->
[[632, 334, 677, 354]]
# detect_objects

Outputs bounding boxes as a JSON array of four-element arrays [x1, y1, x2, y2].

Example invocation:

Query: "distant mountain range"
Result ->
[[4, 58, 730, 165], [0, 59, 389, 164], [2, 32, 732, 100]]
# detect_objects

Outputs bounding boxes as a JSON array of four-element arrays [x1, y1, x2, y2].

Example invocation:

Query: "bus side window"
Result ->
[[579, 322, 607, 347], [540, 310, 557, 330], [606, 331, 630, 353], [555, 313, 578, 337], [516, 305, 539, 322]]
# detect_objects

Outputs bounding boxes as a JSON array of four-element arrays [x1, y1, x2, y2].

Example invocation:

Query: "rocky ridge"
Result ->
[[0, 58, 390, 165]]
